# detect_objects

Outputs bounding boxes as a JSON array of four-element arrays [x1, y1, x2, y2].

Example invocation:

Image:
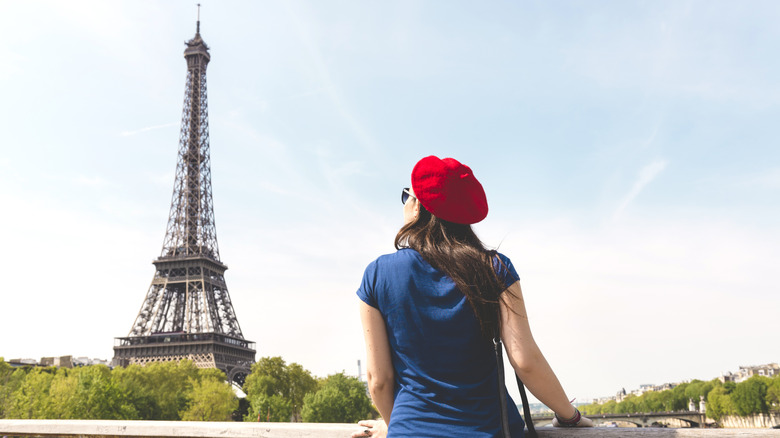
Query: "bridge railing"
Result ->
[[1, 419, 779, 438], [531, 411, 709, 428]]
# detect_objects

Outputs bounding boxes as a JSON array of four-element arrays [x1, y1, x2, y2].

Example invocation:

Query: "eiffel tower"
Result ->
[[113, 12, 256, 385]]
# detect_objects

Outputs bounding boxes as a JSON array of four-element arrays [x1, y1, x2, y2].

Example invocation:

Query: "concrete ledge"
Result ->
[[1, 419, 779, 438]]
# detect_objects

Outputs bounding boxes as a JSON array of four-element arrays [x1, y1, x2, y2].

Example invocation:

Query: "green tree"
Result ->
[[112, 365, 160, 420], [301, 372, 372, 423], [180, 369, 238, 421], [616, 394, 638, 414], [600, 399, 618, 414], [250, 394, 291, 422], [113, 360, 198, 420], [684, 379, 715, 405], [244, 357, 291, 422], [766, 376, 780, 413], [643, 391, 663, 412], [287, 363, 318, 420], [669, 383, 690, 411], [6, 367, 56, 418], [579, 402, 601, 416], [707, 385, 735, 421], [0, 359, 13, 386], [658, 389, 674, 411], [7, 365, 138, 420], [0, 360, 27, 418], [46, 367, 77, 418], [66, 365, 137, 419], [243, 357, 317, 422], [732, 376, 770, 416]]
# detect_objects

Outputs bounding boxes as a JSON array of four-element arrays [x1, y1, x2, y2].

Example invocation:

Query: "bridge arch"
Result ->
[[226, 365, 251, 387]]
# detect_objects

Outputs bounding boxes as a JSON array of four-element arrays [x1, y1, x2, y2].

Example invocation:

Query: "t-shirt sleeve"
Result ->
[[494, 253, 520, 290], [356, 259, 380, 309]]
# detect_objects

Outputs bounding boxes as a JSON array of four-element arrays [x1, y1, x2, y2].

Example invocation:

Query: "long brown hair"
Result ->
[[395, 203, 511, 339]]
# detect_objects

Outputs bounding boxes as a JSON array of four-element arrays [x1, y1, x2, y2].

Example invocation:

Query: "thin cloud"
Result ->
[[283, 2, 379, 152], [613, 159, 668, 221], [119, 122, 178, 137]]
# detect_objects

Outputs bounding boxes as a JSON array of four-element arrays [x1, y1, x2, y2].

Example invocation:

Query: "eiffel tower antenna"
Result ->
[[113, 15, 256, 385]]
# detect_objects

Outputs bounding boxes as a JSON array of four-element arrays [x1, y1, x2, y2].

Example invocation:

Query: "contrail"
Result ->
[[613, 159, 668, 221]]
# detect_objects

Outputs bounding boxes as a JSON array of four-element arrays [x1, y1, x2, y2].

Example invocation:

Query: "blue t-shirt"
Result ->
[[357, 248, 525, 438]]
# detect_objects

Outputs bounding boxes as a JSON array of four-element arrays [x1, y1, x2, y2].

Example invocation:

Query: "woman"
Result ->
[[354, 156, 592, 437]]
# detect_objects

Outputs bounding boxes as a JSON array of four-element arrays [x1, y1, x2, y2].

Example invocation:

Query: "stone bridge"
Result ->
[[532, 411, 708, 428]]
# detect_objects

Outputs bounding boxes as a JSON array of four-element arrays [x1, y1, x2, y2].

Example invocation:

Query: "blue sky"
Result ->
[[1, 1, 778, 405]]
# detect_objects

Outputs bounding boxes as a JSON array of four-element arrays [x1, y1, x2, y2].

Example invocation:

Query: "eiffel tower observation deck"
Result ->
[[113, 11, 256, 385]]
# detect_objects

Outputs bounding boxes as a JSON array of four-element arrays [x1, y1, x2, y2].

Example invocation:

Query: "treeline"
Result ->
[[0, 356, 374, 422], [580, 375, 780, 421], [242, 356, 375, 423]]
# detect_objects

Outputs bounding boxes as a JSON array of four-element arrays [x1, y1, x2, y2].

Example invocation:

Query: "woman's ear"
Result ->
[[412, 198, 420, 219]]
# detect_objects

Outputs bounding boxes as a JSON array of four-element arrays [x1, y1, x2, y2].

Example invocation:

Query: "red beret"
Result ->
[[411, 156, 488, 224]]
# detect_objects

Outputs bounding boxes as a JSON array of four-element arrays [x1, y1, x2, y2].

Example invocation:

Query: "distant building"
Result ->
[[585, 362, 778, 405], [631, 383, 657, 397], [617, 382, 679, 401], [6, 356, 110, 368], [7, 358, 39, 367], [638, 383, 654, 392], [720, 363, 779, 383], [73, 357, 110, 367], [40, 356, 74, 368]]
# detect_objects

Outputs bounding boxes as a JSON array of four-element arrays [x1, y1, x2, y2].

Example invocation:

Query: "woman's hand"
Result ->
[[351, 419, 388, 438], [552, 415, 593, 427]]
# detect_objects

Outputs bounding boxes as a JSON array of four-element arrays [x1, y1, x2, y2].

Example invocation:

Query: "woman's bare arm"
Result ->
[[500, 280, 591, 425], [359, 301, 395, 424]]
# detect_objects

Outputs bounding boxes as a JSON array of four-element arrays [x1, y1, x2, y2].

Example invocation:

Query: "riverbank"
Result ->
[[718, 414, 780, 429]]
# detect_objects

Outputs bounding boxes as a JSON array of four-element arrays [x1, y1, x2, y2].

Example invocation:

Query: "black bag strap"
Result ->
[[494, 333, 538, 438], [516, 374, 538, 437], [493, 337, 512, 438]]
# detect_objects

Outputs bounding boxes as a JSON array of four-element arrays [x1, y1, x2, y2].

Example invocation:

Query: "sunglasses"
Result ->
[[401, 187, 416, 205]]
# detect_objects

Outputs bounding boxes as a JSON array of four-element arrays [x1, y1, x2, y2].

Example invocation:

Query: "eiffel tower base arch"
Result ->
[[113, 332, 256, 386]]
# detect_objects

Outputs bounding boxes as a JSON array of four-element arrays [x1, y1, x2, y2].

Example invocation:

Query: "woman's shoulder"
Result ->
[[494, 251, 512, 264], [493, 251, 520, 285]]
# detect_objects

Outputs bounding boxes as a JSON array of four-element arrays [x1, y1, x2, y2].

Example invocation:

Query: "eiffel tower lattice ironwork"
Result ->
[[113, 15, 256, 385]]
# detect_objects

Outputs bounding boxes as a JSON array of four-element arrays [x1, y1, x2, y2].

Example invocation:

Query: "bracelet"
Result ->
[[555, 407, 581, 427]]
